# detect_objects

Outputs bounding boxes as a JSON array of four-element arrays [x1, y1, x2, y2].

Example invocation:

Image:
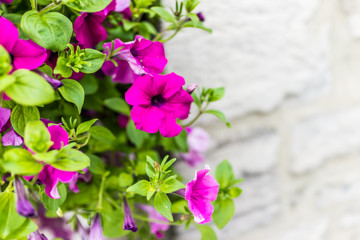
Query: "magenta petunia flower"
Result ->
[[185, 168, 219, 224], [106, 0, 130, 13], [0, 17, 47, 71], [0, 106, 11, 132], [0, 0, 13, 4], [89, 214, 104, 240], [47, 124, 69, 150], [123, 197, 137, 232], [74, 12, 108, 48], [125, 73, 193, 137], [2, 127, 23, 146], [102, 59, 137, 84], [15, 177, 36, 218], [102, 36, 167, 81], [117, 114, 129, 128], [137, 204, 169, 238]]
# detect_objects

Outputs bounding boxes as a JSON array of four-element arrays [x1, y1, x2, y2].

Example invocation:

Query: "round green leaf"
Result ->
[[50, 148, 90, 172], [5, 70, 55, 106], [10, 105, 40, 137], [21, 10, 73, 51], [58, 79, 85, 114], [64, 0, 112, 12], [2, 148, 43, 175]]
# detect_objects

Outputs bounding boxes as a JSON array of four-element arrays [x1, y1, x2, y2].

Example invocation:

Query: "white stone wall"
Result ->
[[163, 0, 360, 239]]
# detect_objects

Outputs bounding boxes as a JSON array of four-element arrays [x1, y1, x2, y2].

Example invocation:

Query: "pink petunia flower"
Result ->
[[0, 17, 47, 71], [185, 167, 219, 224], [137, 204, 169, 238], [117, 114, 129, 128], [0, 106, 11, 133], [0, 106, 23, 146], [102, 36, 167, 83], [0, 0, 13, 4], [125, 73, 193, 137], [181, 127, 210, 167]]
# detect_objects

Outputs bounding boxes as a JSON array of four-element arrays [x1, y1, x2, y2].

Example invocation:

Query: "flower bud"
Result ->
[[123, 197, 138, 232], [15, 176, 37, 218]]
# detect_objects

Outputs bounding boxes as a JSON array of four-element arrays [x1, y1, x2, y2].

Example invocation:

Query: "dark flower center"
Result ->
[[151, 94, 166, 107], [10, 54, 14, 64]]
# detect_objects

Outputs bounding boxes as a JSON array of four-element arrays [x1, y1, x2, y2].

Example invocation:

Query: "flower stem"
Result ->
[[30, 0, 37, 10], [39, 2, 62, 14], [96, 171, 110, 211]]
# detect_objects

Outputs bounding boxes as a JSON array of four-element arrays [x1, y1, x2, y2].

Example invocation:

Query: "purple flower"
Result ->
[[0, 17, 47, 71], [185, 168, 219, 224], [102, 59, 137, 84], [47, 124, 69, 150], [0, 0, 13, 4], [117, 114, 129, 128], [186, 83, 197, 94], [33, 70, 63, 89], [27, 230, 48, 240], [106, 0, 130, 13], [125, 73, 193, 137], [196, 12, 205, 22], [137, 204, 169, 238], [2, 127, 23, 146], [123, 197, 137, 232], [102, 36, 167, 82], [14, 177, 36, 218], [0, 106, 11, 132], [74, 12, 108, 48], [89, 214, 104, 240], [181, 127, 210, 167]]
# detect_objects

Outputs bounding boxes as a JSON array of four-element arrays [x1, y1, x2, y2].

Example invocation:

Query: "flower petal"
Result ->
[[0, 17, 19, 52], [131, 105, 163, 133], [11, 39, 47, 70]]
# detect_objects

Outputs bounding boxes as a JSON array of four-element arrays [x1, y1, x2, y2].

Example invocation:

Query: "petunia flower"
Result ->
[[137, 204, 169, 238], [89, 214, 104, 240], [180, 127, 210, 167], [33, 70, 63, 90], [185, 167, 219, 224], [0, 17, 47, 71], [102, 59, 137, 84], [14, 176, 36, 218], [0, 106, 11, 132], [2, 127, 23, 146], [27, 230, 48, 240], [117, 114, 129, 128], [123, 197, 137, 232], [0, 0, 13, 4], [125, 73, 193, 137], [102, 36, 167, 82]]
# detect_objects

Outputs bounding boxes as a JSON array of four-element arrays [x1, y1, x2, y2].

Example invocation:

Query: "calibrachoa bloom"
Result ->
[[14, 177, 36, 218], [102, 36, 167, 82], [0, 106, 11, 132], [0, 106, 23, 146], [185, 167, 219, 224], [0, 17, 47, 71], [181, 127, 210, 167], [125, 73, 193, 137], [137, 204, 169, 238], [89, 214, 104, 240], [123, 197, 138, 232]]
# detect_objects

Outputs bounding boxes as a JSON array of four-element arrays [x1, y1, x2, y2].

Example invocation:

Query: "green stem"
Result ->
[[30, 173, 39, 185], [96, 171, 110, 211], [39, 2, 62, 14], [182, 102, 209, 127], [132, 214, 183, 226], [30, 0, 37, 10]]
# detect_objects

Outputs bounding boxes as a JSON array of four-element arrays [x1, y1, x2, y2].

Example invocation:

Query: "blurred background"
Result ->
[[163, 0, 360, 239]]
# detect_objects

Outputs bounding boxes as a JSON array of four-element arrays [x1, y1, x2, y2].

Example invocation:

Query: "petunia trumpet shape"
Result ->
[[185, 167, 219, 224], [14, 177, 36, 218], [123, 197, 138, 232], [89, 214, 104, 240], [137, 204, 169, 238], [125, 73, 193, 137], [102, 36, 167, 83], [0, 17, 47, 71], [181, 127, 210, 167]]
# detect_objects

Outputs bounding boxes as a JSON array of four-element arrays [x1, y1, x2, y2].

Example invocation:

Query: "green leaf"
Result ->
[[64, 0, 112, 12], [89, 126, 116, 142], [5, 70, 55, 106], [50, 148, 90, 171], [102, 209, 129, 238], [196, 225, 217, 240], [10, 105, 40, 137], [104, 97, 130, 116], [58, 79, 85, 114], [134, 0, 155, 8], [126, 180, 151, 196], [0, 75, 15, 92], [160, 177, 185, 193], [151, 7, 176, 23], [174, 129, 188, 152], [76, 119, 98, 135], [229, 187, 242, 198], [154, 191, 173, 222], [205, 110, 231, 128], [2, 148, 43, 175], [146, 186, 155, 201], [215, 160, 234, 189], [212, 197, 235, 229], [171, 200, 188, 214], [118, 173, 134, 188], [24, 120, 53, 153], [0, 45, 12, 77], [21, 10, 73, 51], [40, 183, 67, 214], [183, 21, 212, 33], [0, 192, 38, 240], [162, 158, 176, 171], [87, 154, 105, 175], [146, 156, 156, 179], [79, 75, 98, 95], [209, 87, 225, 102], [81, 49, 106, 74], [126, 120, 148, 148], [54, 56, 72, 78]]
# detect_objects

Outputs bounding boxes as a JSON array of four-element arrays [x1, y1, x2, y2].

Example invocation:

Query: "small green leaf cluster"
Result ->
[[127, 156, 185, 221]]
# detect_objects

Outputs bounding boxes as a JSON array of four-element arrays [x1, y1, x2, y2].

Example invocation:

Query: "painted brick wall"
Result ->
[[163, 0, 360, 239]]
